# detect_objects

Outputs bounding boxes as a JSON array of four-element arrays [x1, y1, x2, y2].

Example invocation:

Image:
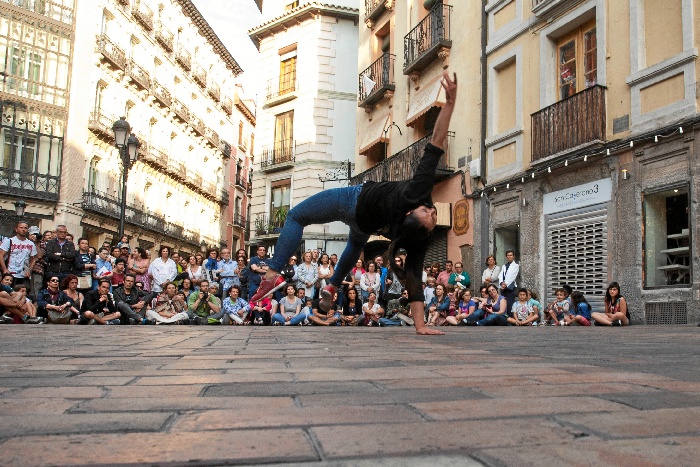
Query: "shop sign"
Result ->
[[543, 178, 612, 215]]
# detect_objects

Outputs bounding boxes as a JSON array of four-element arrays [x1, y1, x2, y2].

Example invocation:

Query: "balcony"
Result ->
[[260, 139, 295, 172], [175, 45, 191, 71], [364, 0, 393, 28], [127, 60, 151, 91], [264, 73, 297, 107], [207, 81, 220, 102], [143, 146, 168, 170], [192, 63, 207, 90], [171, 98, 189, 123], [202, 180, 216, 198], [155, 21, 174, 52], [247, 177, 253, 195], [403, 3, 452, 75], [183, 228, 199, 244], [205, 127, 219, 148], [190, 114, 205, 137], [350, 133, 452, 185], [222, 96, 233, 115], [164, 222, 184, 238], [531, 0, 577, 17], [531, 85, 606, 162], [1, 166, 60, 202], [166, 157, 181, 180], [219, 139, 232, 158], [4, 0, 74, 25], [218, 187, 229, 206], [190, 171, 203, 189], [233, 213, 245, 228], [132, 0, 154, 31], [135, 132, 149, 157], [88, 109, 116, 140], [177, 161, 187, 180], [96, 34, 127, 71], [151, 80, 172, 108], [254, 213, 285, 237], [358, 53, 395, 108], [235, 174, 248, 191]]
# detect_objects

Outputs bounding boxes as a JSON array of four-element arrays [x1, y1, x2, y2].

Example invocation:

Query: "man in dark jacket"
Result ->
[[44, 225, 76, 281], [113, 274, 153, 324], [80, 278, 120, 325]]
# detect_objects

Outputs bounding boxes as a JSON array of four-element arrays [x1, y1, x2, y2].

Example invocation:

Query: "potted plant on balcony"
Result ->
[[272, 207, 288, 234]]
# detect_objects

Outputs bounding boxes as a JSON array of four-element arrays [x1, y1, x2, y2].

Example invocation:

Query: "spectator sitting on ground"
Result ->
[[426, 283, 449, 326], [179, 278, 194, 300], [464, 283, 508, 326], [249, 294, 272, 325], [591, 282, 629, 326], [445, 288, 476, 325], [12, 283, 39, 323], [565, 290, 592, 326], [423, 277, 436, 307], [215, 285, 251, 325], [80, 278, 121, 325], [146, 281, 189, 324], [507, 288, 539, 326], [187, 279, 221, 324], [113, 273, 154, 324], [545, 288, 570, 326], [61, 274, 83, 321], [308, 293, 340, 326], [109, 247, 122, 267], [379, 289, 414, 327], [362, 291, 384, 326], [527, 289, 543, 325], [340, 287, 363, 326], [37, 274, 73, 323], [0, 273, 34, 323], [271, 284, 305, 326]]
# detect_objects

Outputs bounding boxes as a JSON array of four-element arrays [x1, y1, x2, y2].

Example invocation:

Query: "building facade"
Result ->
[[247, 0, 359, 258], [354, 0, 482, 267], [478, 0, 700, 323], [1, 0, 254, 258]]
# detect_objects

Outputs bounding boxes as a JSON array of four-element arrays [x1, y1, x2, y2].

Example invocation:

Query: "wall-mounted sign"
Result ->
[[543, 178, 612, 215], [453, 199, 469, 235]]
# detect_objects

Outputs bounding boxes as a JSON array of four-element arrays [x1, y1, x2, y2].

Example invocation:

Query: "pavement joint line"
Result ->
[[303, 427, 326, 462], [292, 395, 303, 408], [404, 403, 434, 421]]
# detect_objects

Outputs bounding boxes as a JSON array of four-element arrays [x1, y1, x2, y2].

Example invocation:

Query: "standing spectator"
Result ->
[[481, 255, 500, 285], [148, 245, 177, 293], [280, 256, 298, 286], [113, 274, 153, 324], [330, 254, 338, 268], [317, 253, 334, 292], [74, 237, 96, 293], [385, 257, 404, 303], [93, 247, 113, 289], [216, 249, 238, 296], [171, 252, 184, 287], [351, 259, 365, 301], [296, 251, 318, 299], [186, 255, 203, 288], [27, 226, 46, 298], [449, 262, 471, 291], [0, 221, 37, 290], [436, 260, 453, 287], [128, 247, 151, 292], [374, 255, 388, 306], [497, 250, 519, 314], [203, 248, 219, 284], [360, 261, 380, 303], [111, 258, 126, 289], [236, 256, 249, 300], [44, 225, 75, 283], [248, 245, 270, 299]]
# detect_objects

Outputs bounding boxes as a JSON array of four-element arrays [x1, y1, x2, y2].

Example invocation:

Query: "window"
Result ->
[[238, 121, 244, 145], [274, 111, 293, 160], [285, 1, 299, 12], [279, 56, 296, 95], [557, 21, 596, 100], [270, 179, 291, 223], [643, 186, 690, 288], [87, 157, 100, 193], [2, 129, 36, 184], [494, 224, 519, 267], [6, 45, 43, 97]]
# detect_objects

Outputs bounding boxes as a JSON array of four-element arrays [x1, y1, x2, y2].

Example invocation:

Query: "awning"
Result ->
[[358, 113, 391, 155], [406, 75, 446, 127]]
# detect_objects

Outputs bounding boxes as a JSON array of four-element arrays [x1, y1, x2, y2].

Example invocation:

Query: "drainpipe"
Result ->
[[479, 0, 490, 263]]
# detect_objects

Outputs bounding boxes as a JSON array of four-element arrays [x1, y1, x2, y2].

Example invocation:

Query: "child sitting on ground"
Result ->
[[527, 289, 543, 325], [545, 288, 570, 325], [565, 290, 592, 326], [508, 288, 539, 326]]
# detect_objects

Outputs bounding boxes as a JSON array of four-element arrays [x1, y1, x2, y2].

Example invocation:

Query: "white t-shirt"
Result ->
[[0, 236, 37, 278]]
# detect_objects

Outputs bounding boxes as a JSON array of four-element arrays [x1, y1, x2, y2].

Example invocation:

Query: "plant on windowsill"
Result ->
[[272, 207, 288, 234]]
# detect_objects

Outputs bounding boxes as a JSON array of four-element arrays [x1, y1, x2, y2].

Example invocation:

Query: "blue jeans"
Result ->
[[478, 313, 508, 326], [289, 309, 311, 325], [463, 308, 486, 324], [268, 185, 369, 287]]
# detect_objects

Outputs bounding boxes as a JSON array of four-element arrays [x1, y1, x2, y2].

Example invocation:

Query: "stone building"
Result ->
[[1, 0, 254, 257], [477, 0, 700, 323], [247, 0, 359, 258]]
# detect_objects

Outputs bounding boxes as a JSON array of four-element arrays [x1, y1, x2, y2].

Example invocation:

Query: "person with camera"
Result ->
[[187, 279, 221, 324]]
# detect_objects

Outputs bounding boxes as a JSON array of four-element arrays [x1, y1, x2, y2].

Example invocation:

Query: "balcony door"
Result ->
[[557, 21, 597, 100], [270, 179, 291, 227], [1, 129, 36, 186], [279, 56, 296, 95], [274, 110, 293, 162]]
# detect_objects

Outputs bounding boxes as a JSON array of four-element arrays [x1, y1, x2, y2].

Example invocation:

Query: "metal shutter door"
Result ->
[[424, 227, 448, 268], [545, 203, 608, 312]]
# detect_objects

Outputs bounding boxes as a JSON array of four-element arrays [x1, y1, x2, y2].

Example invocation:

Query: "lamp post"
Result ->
[[112, 117, 140, 239], [13, 199, 26, 218]]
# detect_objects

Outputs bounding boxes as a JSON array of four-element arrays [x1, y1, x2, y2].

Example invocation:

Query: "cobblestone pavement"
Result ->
[[1, 325, 699, 466]]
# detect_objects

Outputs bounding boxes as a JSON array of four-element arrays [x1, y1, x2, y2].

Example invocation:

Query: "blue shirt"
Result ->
[[573, 302, 592, 320]]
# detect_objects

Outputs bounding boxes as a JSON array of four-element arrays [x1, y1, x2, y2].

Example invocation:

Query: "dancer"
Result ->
[[251, 71, 457, 336]]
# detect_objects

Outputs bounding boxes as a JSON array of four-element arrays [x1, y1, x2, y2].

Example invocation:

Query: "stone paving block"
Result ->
[[74, 368, 227, 377], [172, 404, 425, 431], [0, 412, 171, 438], [312, 418, 579, 459], [297, 387, 490, 408], [133, 372, 294, 385], [0, 429, 317, 466], [293, 367, 442, 382], [13, 386, 105, 399], [0, 399, 76, 415], [595, 391, 700, 410], [473, 381, 664, 399], [411, 396, 630, 421], [74, 396, 294, 413], [0, 376, 135, 387], [533, 371, 674, 385], [556, 407, 700, 439], [476, 436, 700, 466], [204, 381, 379, 398], [105, 384, 206, 399]]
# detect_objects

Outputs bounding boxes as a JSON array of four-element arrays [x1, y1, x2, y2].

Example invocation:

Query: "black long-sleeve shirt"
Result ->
[[45, 239, 76, 275], [81, 289, 117, 315]]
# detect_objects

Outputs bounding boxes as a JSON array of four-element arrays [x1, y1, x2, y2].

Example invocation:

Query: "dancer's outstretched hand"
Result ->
[[440, 71, 457, 105]]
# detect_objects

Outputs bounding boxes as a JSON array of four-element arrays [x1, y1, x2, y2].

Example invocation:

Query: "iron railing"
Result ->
[[266, 73, 297, 101], [205, 127, 219, 148], [128, 60, 150, 90], [193, 63, 207, 89], [531, 85, 606, 161], [254, 213, 285, 236], [260, 139, 295, 170], [190, 114, 205, 137], [175, 45, 191, 71], [1, 166, 60, 201], [403, 3, 452, 75], [152, 80, 172, 108], [172, 98, 189, 123], [218, 188, 229, 205], [358, 52, 395, 107], [2, 0, 73, 25], [219, 139, 232, 158], [155, 21, 174, 52], [132, 0, 154, 30], [234, 213, 245, 228], [142, 146, 168, 169], [364, 0, 388, 23], [97, 34, 127, 70], [222, 96, 233, 115], [208, 81, 220, 102], [350, 133, 451, 185], [88, 109, 116, 139], [235, 174, 248, 191]]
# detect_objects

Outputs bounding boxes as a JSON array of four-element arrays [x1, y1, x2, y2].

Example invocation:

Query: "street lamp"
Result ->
[[13, 199, 26, 218], [112, 117, 140, 239]]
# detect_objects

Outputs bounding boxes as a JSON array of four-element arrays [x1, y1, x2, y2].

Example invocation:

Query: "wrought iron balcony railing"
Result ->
[[218, 188, 229, 205], [151, 80, 172, 108], [358, 52, 395, 107], [132, 0, 154, 31], [1, 166, 60, 202], [222, 96, 233, 115], [171, 98, 189, 123], [193, 64, 207, 89], [260, 139, 295, 171], [235, 174, 248, 191], [254, 213, 285, 236], [234, 213, 245, 228], [97, 34, 127, 71], [350, 133, 451, 185], [2, 0, 73, 25], [205, 127, 219, 148], [155, 21, 174, 52], [128, 60, 150, 91], [531, 85, 606, 161], [208, 81, 220, 102], [142, 145, 168, 169], [88, 109, 116, 139], [265, 73, 297, 102], [364, 0, 391, 26], [219, 139, 232, 158], [190, 114, 205, 137], [403, 3, 452, 75], [531, 0, 577, 16], [175, 45, 191, 71]]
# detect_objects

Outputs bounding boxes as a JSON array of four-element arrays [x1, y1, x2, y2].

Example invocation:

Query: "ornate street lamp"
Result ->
[[13, 199, 26, 217], [112, 117, 140, 239]]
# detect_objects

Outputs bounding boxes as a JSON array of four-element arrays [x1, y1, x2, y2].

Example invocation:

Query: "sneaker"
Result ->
[[1, 314, 15, 324], [25, 317, 43, 324], [611, 320, 621, 327], [129, 318, 136, 325], [250, 275, 285, 302], [207, 317, 222, 325], [303, 318, 309, 326]]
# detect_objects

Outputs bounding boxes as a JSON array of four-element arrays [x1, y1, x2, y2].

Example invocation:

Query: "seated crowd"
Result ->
[[1, 221, 630, 327]]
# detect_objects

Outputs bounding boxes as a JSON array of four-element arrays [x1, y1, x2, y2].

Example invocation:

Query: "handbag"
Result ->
[[77, 274, 92, 289], [48, 309, 71, 324]]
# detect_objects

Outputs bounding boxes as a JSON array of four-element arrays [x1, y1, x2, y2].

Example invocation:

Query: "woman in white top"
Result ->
[[481, 254, 501, 286], [147, 246, 177, 293], [360, 261, 379, 303], [317, 253, 334, 290], [186, 254, 203, 288], [362, 291, 384, 326], [295, 251, 318, 299]]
